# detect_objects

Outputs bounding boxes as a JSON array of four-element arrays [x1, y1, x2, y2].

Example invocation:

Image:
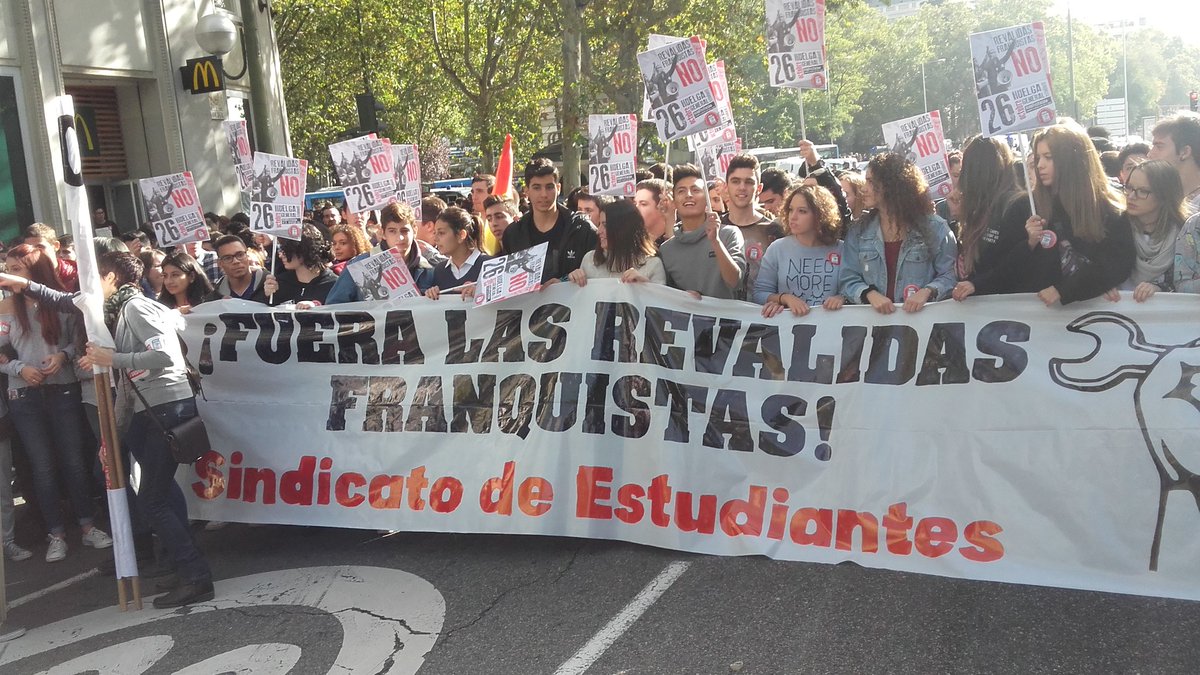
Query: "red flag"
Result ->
[[492, 134, 513, 198]]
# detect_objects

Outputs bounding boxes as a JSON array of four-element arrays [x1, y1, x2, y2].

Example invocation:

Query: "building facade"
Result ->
[[0, 0, 290, 243]]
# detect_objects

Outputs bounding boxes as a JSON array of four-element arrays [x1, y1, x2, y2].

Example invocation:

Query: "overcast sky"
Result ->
[[1049, 0, 1199, 44]]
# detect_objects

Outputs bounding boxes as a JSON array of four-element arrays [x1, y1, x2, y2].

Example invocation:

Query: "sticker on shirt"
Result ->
[[0, 321, 9, 337], [826, 251, 841, 266], [128, 369, 149, 382], [1040, 230, 1057, 249], [747, 242, 764, 262], [144, 335, 167, 352], [903, 284, 921, 300]]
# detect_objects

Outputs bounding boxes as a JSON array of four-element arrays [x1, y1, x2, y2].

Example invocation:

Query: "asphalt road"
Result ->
[[2, 520, 1198, 674]]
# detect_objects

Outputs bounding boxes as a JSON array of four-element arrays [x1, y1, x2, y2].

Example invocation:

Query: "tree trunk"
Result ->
[[560, 0, 583, 193]]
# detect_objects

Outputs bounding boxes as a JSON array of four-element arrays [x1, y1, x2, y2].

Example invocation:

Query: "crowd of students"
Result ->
[[1, 110, 1198, 609]]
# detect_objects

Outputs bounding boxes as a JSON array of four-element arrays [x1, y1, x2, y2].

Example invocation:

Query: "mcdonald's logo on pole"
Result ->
[[73, 106, 101, 157], [179, 56, 225, 94]]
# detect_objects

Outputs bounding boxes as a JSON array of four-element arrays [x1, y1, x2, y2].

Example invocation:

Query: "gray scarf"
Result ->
[[1130, 221, 1178, 286]]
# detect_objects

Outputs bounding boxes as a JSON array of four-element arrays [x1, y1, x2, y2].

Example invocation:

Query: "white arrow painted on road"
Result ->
[[0, 566, 445, 674]]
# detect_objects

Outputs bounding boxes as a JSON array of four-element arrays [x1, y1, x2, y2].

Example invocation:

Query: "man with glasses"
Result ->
[[657, 164, 746, 300], [204, 235, 268, 303]]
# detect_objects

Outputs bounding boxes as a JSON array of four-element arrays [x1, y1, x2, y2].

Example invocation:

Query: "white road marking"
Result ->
[[0, 566, 445, 674], [9, 568, 100, 609], [554, 560, 692, 675]]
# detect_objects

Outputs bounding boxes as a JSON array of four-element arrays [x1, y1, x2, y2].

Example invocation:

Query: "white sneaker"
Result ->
[[45, 536, 67, 562], [4, 541, 32, 561], [81, 528, 113, 549]]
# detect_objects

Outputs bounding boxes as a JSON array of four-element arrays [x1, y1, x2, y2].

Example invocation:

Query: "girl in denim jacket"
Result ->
[[839, 153, 958, 314]]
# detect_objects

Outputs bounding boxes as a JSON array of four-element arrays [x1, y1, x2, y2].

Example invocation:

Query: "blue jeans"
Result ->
[[124, 397, 211, 584], [8, 384, 95, 536]]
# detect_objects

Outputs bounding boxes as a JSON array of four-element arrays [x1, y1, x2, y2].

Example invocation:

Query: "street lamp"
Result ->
[[920, 58, 946, 114], [195, 11, 248, 80]]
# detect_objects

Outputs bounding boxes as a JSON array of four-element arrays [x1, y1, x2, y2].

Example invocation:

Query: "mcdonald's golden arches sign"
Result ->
[[180, 56, 225, 94]]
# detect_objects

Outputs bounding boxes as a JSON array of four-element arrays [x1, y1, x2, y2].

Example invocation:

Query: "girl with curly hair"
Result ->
[[754, 185, 845, 317], [1024, 120, 1133, 305], [838, 153, 958, 314], [264, 223, 338, 306], [327, 223, 371, 276]]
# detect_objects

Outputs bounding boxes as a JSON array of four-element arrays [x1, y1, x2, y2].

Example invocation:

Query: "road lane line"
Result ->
[[554, 560, 692, 675], [9, 568, 100, 609]]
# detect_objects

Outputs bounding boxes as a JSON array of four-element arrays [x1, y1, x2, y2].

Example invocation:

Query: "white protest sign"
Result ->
[[473, 242, 547, 307], [698, 138, 743, 183], [642, 34, 688, 122], [637, 36, 722, 143], [765, 0, 828, 89], [330, 135, 397, 212], [344, 246, 420, 302], [391, 143, 422, 214], [223, 120, 254, 191], [882, 111, 953, 199], [689, 60, 738, 150], [588, 114, 639, 197], [249, 152, 307, 240], [970, 22, 1057, 137], [138, 172, 208, 247]]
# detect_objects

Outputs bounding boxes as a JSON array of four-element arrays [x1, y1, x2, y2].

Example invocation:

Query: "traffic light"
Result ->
[[1191, 91, 1199, 113], [355, 93, 386, 134]]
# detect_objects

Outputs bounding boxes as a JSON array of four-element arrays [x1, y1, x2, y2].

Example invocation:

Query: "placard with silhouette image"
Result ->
[[249, 152, 307, 240], [344, 246, 420, 302], [765, 0, 827, 89], [588, 114, 638, 197], [688, 60, 737, 150], [391, 143, 422, 214], [637, 36, 721, 143], [223, 120, 254, 191], [138, 172, 208, 247], [969, 22, 1057, 137], [881, 111, 953, 199], [329, 135, 398, 213]]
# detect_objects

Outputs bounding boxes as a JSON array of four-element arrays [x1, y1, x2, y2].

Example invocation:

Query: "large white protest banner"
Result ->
[[138, 172, 208, 247], [588, 114, 639, 197], [765, 0, 827, 89], [473, 242, 547, 307], [688, 60, 738, 151], [223, 120, 254, 191], [638, 36, 721, 143], [882, 111, 953, 200], [344, 246, 421, 302], [391, 143, 422, 214], [248, 153, 307, 239], [970, 22, 1057, 137], [182, 285, 1200, 601], [330, 135, 397, 212]]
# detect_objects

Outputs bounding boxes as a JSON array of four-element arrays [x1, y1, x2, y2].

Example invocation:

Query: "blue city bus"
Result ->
[[304, 187, 344, 211]]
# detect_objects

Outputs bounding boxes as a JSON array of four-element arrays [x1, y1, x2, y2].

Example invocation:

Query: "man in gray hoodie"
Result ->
[[657, 164, 746, 300]]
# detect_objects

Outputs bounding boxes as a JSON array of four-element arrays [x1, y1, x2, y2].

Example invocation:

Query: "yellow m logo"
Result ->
[[73, 113, 95, 151], [192, 60, 220, 91]]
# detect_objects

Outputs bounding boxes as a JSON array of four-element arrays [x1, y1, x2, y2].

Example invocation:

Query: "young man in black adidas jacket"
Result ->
[[501, 157, 597, 283]]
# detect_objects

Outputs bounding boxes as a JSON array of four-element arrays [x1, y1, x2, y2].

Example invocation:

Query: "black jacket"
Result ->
[[271, 268, 338, 305], [965, 193, 1037, 295], [1028, 200, 1134, 304], [501, 207, 598, 283]]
